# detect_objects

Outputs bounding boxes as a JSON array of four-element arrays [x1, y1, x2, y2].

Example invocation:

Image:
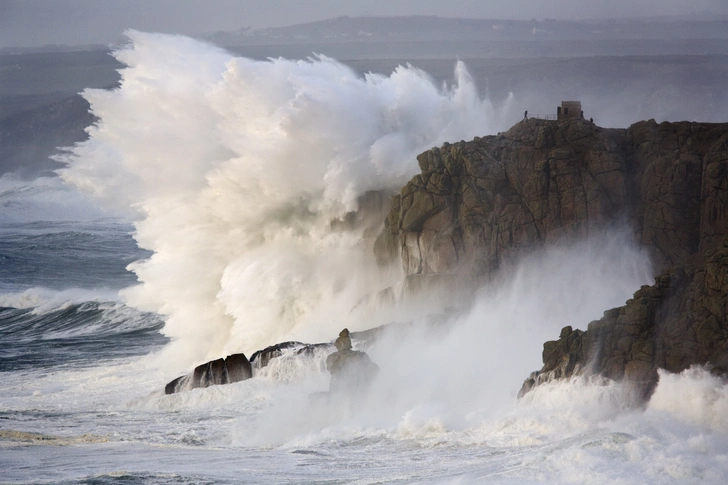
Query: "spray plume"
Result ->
[[58, 31, 513, 368]]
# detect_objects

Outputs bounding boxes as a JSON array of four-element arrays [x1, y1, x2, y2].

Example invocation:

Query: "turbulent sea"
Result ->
[[2, 32, 728, 484]]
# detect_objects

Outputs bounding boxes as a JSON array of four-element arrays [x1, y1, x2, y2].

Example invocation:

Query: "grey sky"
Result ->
[[2, 0, 728, 48]]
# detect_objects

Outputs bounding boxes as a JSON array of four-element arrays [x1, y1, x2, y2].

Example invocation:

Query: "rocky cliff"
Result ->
[[375, 118, 728, 282], [375, 117, 728, 401]]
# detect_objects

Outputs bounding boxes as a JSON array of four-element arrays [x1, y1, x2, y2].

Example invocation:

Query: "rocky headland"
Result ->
[[374, 117, 728, 403], [165, 117, 727, 405]]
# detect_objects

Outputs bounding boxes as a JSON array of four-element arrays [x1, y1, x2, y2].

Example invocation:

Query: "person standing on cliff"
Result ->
[[524, 110, 528, 120]]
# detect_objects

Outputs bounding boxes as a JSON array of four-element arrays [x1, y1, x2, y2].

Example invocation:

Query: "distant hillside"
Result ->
[[207, 15, 728, 46]]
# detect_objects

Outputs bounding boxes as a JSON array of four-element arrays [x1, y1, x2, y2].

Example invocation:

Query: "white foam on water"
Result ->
[[0, 286, 123, 312], [3, 333, 727, 484], [646, 366, 728, 432]]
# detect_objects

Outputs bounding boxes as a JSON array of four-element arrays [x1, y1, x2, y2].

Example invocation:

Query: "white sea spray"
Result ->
[[58, 30, 514, 368]]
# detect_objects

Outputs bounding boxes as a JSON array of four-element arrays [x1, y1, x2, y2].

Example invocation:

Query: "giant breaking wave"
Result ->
[[58, 31, 515, 368]]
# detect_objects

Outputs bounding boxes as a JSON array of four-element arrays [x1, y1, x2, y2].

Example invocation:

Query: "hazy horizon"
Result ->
[[2, 0, 728, 48]]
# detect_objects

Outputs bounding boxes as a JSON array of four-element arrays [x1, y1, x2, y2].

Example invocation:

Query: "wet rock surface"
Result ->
[[164, 352, 252, 394], [164, 330, 376, 395], [249, 341, 305, 370]]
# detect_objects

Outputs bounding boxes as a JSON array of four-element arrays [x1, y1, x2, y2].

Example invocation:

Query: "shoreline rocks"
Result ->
[[518, 240, 728, 402], [165, 328, 382, 398], [164, 352, 252, 395]]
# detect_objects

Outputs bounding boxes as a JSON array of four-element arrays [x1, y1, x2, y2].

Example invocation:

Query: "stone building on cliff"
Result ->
[[557, 100, 583, 120], [527, 100, 584, 121]]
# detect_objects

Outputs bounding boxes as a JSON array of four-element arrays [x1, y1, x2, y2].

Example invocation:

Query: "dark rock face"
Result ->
[[375, 118, 728, 283], [165, 330, 379, 396], [249, 341, 305, 370], [334, 328, 353, 351], [225, 353, 253, 383], [249, 341, 335, 370], [373, 118, 728, 403], [164, 352, 252, 395], [519, 241, 728, 402]]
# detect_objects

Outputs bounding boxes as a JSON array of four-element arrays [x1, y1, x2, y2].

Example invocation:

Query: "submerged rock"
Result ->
[[164, 340, 339, 394]]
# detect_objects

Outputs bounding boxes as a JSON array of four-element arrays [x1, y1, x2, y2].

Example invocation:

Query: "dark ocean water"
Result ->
[[0, 221, 145, 291], [0, 301, 165, 371], [0, 220, 166, 372]]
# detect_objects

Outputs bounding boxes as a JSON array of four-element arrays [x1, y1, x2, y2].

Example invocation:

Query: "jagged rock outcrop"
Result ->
[[325, 329, 379, 394], [250, 341, 334, 370], [519, 240, 728, 401], [165, 352, 252, 394], [165, 341, 336, 394], [375, 118, 728, 284], [249, 341, 305, 370], [165, 329, 380, 397], [163, 331, 378, 395]]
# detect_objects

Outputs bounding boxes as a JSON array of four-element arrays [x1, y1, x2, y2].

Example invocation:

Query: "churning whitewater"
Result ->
[[2, 31, 728, 484], [59, 30, 513, 368]]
